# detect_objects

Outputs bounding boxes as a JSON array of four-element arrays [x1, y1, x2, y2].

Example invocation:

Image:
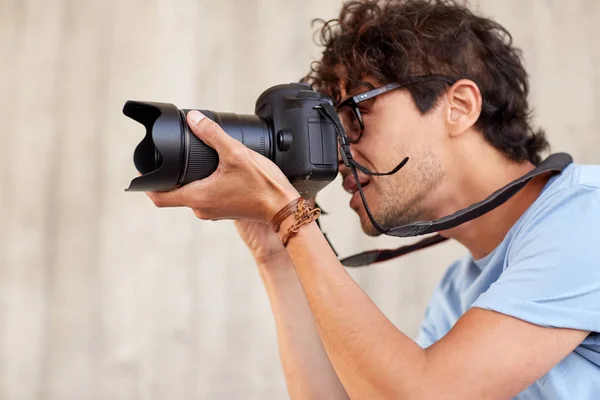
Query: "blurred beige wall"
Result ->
[[0, 0, 598, 399]]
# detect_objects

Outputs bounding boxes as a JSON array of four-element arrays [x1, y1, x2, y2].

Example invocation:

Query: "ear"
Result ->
[[444, 79, 482, 138]]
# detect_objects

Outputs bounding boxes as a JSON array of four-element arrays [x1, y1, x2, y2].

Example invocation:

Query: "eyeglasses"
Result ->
[[336, 74, 457, 144]]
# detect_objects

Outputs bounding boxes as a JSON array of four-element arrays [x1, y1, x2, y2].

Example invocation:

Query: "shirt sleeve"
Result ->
[[416, 299, 438, 348], [416, 259, 467, 348], [472, 184, 600, 335]]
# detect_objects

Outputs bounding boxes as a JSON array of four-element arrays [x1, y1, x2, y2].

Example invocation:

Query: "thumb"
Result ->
[[186, 110, 239, 153]]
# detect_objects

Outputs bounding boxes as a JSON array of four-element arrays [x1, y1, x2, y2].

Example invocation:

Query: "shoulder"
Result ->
[[472, 164, 600, 333], [567, 164, 600, 189], [544, 163, 600, 188], [535, 164, 600, 207], [509, 164, 600, 258], [437, 255, 475, 294]]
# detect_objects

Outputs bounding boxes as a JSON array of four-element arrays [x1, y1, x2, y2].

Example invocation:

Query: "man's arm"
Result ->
[[257, 252, 349, 399], [278, 219, 588, 399], [144, 111, 591, 398]]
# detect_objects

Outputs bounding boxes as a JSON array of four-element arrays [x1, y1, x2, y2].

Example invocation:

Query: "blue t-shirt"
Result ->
[[416, 163, 600, 399]]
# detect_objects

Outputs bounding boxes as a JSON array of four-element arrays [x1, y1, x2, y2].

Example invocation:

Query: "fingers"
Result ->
[[146, 188, 186, 208], [187, 110, 240, 154], [146, 181, 211, 210]]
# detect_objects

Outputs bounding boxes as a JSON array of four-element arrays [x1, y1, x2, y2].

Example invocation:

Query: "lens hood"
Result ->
[[124, 101, 188, 192]]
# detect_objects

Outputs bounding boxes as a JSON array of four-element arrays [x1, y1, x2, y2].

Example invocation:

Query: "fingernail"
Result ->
[[188, 110, 205, 125]]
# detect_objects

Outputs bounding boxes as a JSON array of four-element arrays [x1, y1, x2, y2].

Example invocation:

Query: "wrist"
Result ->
[[264, 186, 300, 225], [276, 212, 299, 243], [274, 198, 321, 245], [253, 248, 290, 267], [255, 251, 297, 283]]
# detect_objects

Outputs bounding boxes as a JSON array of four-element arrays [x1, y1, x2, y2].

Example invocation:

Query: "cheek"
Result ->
[[376, 113, 424, 151], [367, 130, 413, 173], [352, 111, 439, 181]]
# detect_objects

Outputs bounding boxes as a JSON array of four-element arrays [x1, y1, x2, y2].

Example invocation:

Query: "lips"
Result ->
[[342, 174, 370, 195]]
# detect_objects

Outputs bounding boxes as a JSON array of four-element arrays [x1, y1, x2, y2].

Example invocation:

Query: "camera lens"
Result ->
[[123, 101, 273, 192]]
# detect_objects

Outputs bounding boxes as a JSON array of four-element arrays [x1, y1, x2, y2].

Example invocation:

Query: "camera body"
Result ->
[[125, 83, 339, 198], [253, 83, 339, 196]]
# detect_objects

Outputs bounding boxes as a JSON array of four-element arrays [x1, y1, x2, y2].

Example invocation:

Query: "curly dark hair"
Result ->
[[304, 0, 549, 165]]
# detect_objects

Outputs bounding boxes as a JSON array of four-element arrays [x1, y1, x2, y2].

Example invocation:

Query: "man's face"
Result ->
[[337, 77, 448, 236]]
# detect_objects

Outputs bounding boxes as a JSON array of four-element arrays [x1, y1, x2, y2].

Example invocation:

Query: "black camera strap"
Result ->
[[314, 103, 573, 267], [340, 153, 572, 266]]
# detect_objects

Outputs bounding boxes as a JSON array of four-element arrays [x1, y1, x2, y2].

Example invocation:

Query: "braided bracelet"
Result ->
[[270, 197, 321, 247]]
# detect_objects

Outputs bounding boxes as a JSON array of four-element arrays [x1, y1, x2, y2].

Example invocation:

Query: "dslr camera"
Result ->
[[124, 83, 339, 197]]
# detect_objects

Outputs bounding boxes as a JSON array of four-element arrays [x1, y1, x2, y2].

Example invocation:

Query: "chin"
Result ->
[[355, 196, 423, 236], [361, 221, 383, 237], [356, 205, 384, 237]]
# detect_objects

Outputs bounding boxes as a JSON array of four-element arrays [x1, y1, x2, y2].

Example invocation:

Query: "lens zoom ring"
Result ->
[[259, 136, 265, 156], [182, 131, 219, 184]]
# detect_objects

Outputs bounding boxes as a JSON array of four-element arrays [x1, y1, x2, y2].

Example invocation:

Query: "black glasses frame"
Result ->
[[336, 74, 458, 143]]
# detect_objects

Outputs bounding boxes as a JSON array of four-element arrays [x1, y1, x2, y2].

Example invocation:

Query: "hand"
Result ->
[[145, 110, 300, 224]]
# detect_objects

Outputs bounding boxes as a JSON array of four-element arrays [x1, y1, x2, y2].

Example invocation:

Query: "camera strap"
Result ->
[[314, 103, 573, 267]]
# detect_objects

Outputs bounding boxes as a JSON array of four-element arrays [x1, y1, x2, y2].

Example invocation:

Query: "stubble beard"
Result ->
[[358, 153, 445, 237]]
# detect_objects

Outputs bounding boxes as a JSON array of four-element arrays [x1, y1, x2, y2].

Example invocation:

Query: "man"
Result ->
[[147, 0, 600, 398]]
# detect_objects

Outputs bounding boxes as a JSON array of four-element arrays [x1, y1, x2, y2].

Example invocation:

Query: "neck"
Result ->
[[430, 150, 551, 259]]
